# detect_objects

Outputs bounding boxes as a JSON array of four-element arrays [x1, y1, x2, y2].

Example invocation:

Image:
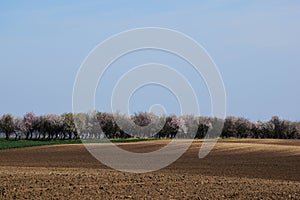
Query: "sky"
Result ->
[[0, 0, 299, 121]]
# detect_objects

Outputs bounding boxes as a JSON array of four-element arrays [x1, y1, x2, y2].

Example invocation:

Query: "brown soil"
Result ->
[[0, 139, 299, 199]]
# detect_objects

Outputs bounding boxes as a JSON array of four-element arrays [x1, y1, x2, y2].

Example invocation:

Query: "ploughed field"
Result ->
[[0, 139, 299, 199]]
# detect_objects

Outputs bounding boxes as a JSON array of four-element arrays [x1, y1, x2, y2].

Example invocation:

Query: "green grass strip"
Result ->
[[0, 138, 159, 150]]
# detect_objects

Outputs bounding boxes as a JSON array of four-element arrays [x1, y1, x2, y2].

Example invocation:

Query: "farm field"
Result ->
[[0, 139, 299, 199]]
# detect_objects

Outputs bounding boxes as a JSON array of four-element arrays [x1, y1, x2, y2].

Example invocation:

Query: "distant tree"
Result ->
[[195, 117, 211, 139], [96, 112, 119, 138], [44, 114, 63, 140], [270, 116, 283, 138], [132, 112, 150, 138], [283, 120, 298, 139], [169, 117, 186, 138], [221, 117, 237, 138], [88, 112, 103, 139], [14, 118, 26, 140], [112, 113, 132, 138], [132, 112, 151, 127], [179, 115, 198, 139], [157, 115, 185, 138], [267, 116, 299, 139], [235, 117, 253, 138], [61, 113, 77, 139], [261, 121, 275, 138], [36, 116, 48, 140], [130, 112, 165, 138], [74, 113, 92, 139], [0, 112, 299, 141], [23, 112, 38, 140], [251, 122, 263, 138], [0, 114, 15, 140], [157, 116, 172, 138], [206, 117, 224, 139]]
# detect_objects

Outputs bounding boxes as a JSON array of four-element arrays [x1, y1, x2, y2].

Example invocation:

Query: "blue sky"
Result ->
[[0, 1, 299, 121]]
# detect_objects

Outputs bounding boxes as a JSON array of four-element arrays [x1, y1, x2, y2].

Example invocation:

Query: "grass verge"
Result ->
[[0, 138, 159, 150]]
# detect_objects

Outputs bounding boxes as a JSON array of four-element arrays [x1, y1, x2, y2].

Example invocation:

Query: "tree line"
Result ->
[[0, 112, 299, 140]]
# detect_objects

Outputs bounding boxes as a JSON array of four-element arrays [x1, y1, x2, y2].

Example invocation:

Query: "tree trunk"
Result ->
[[25, 132, 30, 140]]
